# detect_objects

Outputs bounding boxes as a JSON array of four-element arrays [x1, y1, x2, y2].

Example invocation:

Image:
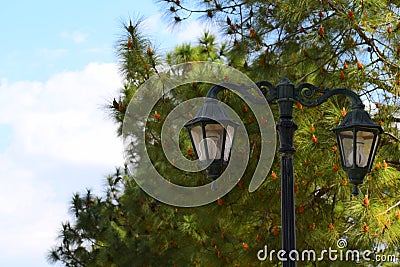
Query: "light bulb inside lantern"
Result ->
[[347, 139, 368, 167], [198, 132, 220, 161]]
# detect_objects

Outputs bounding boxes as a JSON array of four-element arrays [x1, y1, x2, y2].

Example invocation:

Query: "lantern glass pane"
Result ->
[[338, 130, 354, 168], [204, 124, 224, 160], [224, 125, 235, 161], [368, 134, 379, 170], [190, 125, 205, 160], [356, 131, 374, 168]]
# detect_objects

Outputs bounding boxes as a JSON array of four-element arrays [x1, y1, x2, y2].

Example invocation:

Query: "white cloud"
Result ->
[[147, 13, 201, 44], [0, 155, 64, 259], [142, 13, 174, 51], [142, 13, 164, 33], [0, 62, 124, 266], [176, 20, 207, 43], [0, 62, 123, 165], [61, 30, 88, 44]]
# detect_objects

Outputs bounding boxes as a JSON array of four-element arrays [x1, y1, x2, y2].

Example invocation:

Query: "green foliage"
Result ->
[[167, 32, 226, 64], [50, 2, 400, 266]]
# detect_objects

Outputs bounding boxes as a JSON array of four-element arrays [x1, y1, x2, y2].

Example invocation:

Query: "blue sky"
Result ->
[[0, 1, 213, 266]]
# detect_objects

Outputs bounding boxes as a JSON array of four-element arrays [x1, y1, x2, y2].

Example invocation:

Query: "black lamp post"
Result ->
[[185, 78, 382, 267]]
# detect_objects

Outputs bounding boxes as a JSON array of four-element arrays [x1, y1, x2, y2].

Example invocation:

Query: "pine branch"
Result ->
[[342, 223, 355, 235], [386, 160, 400, 166], [304, 184, 337, 209], [326, 0, 400, 71], [377, 200, 400, 215], [162, 0, 245, 22], [331, 192, 337, 224], [384, 131, 400, 142]]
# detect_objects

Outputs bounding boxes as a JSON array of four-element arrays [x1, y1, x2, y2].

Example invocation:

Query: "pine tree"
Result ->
[[49, 2, 400, 266]]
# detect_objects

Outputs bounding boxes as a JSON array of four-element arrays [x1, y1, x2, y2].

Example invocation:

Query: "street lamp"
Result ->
[[185, 78, 382, 267]]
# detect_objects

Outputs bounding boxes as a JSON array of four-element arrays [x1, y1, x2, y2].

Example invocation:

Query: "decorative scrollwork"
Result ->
[[295, 83, 364, 109], [295, 83, 330, 107], [256, 81, 277, 103]]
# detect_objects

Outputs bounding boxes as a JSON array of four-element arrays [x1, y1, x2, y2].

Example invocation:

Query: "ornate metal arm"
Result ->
[[206, 79, 365, 111], [294, 83, 365, 110], [205, 82, 239, 99]]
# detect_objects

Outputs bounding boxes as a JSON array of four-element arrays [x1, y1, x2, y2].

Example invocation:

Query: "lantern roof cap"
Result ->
[[333, 108, 383, 133], [184, 98, 239, 127]]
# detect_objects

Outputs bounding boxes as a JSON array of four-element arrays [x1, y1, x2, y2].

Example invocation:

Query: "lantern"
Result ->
[[184, 98, 239, 178], [333, 108, 383, 195]]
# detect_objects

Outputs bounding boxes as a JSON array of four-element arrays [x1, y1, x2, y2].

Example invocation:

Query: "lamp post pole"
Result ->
[[275, 79, 297, 267]]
